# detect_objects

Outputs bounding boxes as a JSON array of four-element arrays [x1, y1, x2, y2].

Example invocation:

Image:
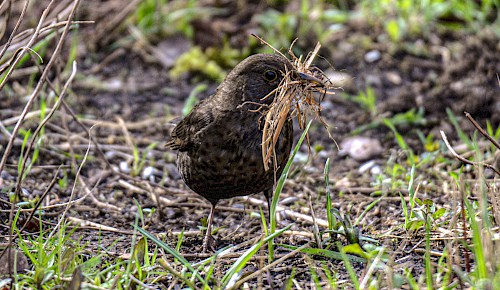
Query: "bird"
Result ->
[[166, 53, 296, 252]]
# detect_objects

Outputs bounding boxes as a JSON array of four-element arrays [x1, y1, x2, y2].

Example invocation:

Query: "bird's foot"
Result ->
[[202, 233, 216, 253]]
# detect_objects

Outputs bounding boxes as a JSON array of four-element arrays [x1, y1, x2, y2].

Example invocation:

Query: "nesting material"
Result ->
[[252, 35, 337, 171]]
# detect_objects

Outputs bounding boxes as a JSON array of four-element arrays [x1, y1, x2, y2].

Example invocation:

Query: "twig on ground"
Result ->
[[67, 217, 132, 234], [440, 131, 500, 176], [80, 117, 169, 131], [0, 0, 27, 61], [244, 196, 329, 227], [464, 112, 500, 150], [18, 166, 61, 235], [79, 174, 121, 212], [14, 61, 78, 199], [158, 259, 197, 289], [309, 195, 322, 248], [46, 120, 93, 244], [0, 0, 81, 173]]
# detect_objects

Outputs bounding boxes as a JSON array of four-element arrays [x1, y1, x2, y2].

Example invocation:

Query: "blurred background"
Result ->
[[2, 0, 498, 130], [0, 1, 499, 288]]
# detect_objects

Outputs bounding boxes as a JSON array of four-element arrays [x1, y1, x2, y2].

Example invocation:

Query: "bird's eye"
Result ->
[[263, 70, 278, 82]]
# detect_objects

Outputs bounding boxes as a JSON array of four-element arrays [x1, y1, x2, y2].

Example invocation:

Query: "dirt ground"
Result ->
[[1, 1, 499, 288]]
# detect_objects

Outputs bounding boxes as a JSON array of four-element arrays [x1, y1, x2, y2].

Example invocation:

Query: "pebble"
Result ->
[[0, 248, 29, 276], [165, 208, 180, 219], [365, 73, 382, 87], [155, 35, 191, 68], [0, 170, 14, 180], [325, 70, 355, 91], [385, 71, 402, 85], [303, 165, 319, 173], [370, 165, 382, 175], [293, 152, 308, 163], [340, 136, 383, 161], [484, 168, 496, 179], [141, 166, 154, 179], [21, 188, 30, 197], [105, 151, 116, 159], [359, 160, 376, 174], [364, 50, 381, 63], [119, 161, 130, 173]]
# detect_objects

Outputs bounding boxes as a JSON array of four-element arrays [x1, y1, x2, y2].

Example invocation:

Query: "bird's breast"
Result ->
[[176, 112, 293, 201]]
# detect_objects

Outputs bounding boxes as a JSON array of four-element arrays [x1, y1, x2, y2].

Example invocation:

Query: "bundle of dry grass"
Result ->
[[252, 35, 336, 171]]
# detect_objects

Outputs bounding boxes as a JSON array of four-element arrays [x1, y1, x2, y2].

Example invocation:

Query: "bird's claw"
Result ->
[[202, 234, 216, 253]]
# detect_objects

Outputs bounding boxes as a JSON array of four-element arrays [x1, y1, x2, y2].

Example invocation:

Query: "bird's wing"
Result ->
[[165, 99, 215, 151]]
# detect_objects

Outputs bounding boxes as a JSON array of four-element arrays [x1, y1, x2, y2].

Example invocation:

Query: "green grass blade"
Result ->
[[464, 197, 488, 280], [223, 224, 293, 287], [133, 225, 207, 285], [354, 195, 383, 226], [400, 192, 409, 230], [383, 118, 415, 165], [425, 213, 433, 289], [324, 158, 333, 233], [269, 120, 312, 261], [280, 244, 366, 264], [337, 242, 360, 289]]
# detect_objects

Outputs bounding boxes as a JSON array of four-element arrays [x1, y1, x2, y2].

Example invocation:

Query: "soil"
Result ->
[[0, 1, 499, 288]]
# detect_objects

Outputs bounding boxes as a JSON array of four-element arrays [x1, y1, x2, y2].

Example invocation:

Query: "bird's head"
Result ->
[[218, 53, 327, 112], [219, 54, 292, 106]]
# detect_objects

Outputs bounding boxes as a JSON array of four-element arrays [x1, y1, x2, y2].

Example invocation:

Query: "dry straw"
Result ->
[[252, 35, 336, 171]]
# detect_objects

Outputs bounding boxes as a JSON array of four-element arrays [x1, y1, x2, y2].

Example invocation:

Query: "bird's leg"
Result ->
[[264, 189, 273, 225], [203, 202, 217, 252]]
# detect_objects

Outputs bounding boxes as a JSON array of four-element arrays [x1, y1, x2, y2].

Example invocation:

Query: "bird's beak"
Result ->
[[297, 72, 325, 86]]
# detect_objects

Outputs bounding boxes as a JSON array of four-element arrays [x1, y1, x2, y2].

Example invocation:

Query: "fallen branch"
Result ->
[[464, 112, 500, 150], [440, 130, 500, 176]]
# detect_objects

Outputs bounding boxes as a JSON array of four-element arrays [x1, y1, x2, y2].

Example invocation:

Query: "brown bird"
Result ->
[[166, 54, 295, 252]]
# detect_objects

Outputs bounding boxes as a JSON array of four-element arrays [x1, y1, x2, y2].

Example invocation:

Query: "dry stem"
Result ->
[[253, 35, 337, 171]]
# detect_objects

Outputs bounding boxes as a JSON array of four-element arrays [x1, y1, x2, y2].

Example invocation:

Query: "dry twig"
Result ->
[[440, 130, 500, 176], [464, 112, 500, 150]]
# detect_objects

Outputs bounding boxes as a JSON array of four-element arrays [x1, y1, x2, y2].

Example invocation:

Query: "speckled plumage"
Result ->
[[166, 54, 294, 251]]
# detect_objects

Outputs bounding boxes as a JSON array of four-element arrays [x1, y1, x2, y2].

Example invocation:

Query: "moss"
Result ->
[[169, 46, 226, 81]]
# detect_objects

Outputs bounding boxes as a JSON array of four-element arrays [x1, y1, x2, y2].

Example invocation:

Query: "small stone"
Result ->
[[119, 161, 130, 173], [385, 71, 402, 85], [105, 151, 116, 159], [484, 168, 496, 179], [364, 50, 381, 63], [0, 170, 14, 180], [340, 136, 383, 161], [303, 165, 319, 173], [365, 73, 382, 87], [114, 191, 124, 199], [21, 188, 30, 197], [0, 248, 29, 277], [141, 166, 154, 179], [325, 70, 354, 91], [293, 152, 308, 163], [370, 165, 382, 175], [359, 160, 376, 173], [165, 208, 180, 219]]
